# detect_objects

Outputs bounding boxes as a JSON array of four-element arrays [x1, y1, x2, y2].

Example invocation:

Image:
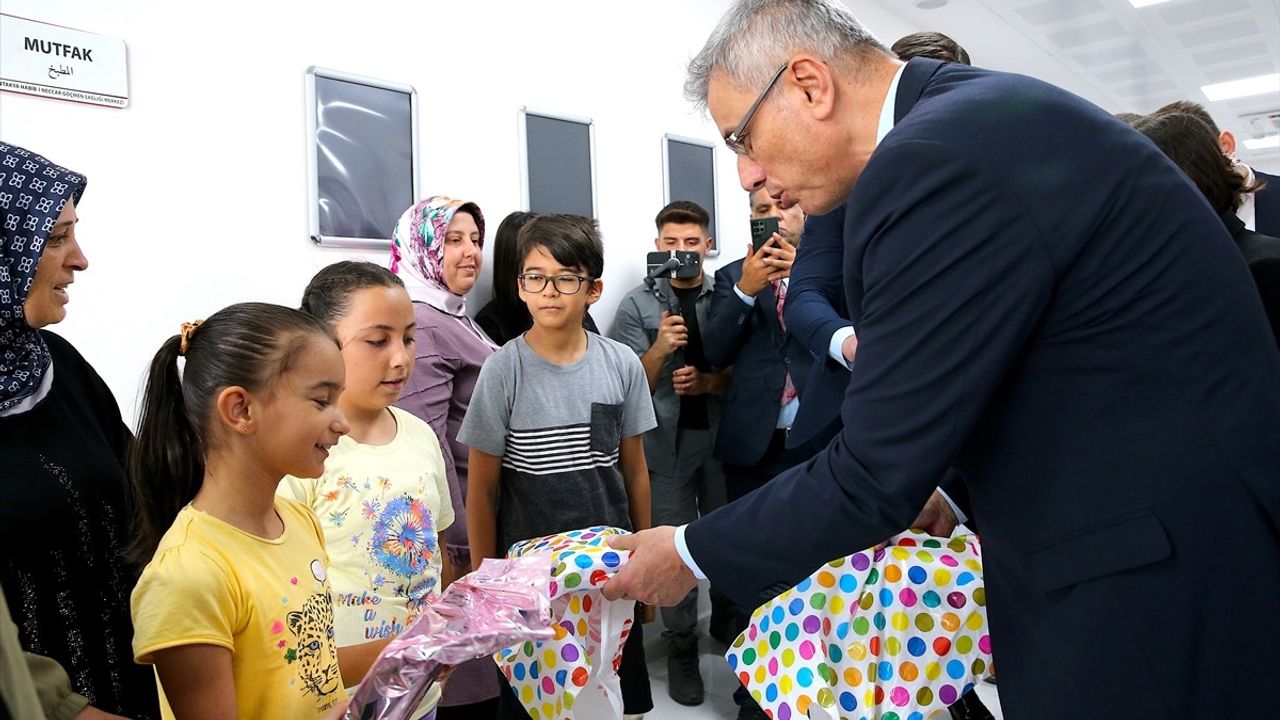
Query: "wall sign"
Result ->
[[0, 14, 129, 108]]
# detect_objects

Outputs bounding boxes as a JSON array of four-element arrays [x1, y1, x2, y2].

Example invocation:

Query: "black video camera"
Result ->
[[645, 250, 702, 281]]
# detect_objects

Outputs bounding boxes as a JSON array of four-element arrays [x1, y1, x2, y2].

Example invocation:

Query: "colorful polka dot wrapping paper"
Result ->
[[497, 526, 636, 720], [725, 530, 993, 720]]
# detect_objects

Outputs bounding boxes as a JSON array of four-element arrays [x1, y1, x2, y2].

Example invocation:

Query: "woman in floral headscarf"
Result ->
[[390, 196, 501, 718], [0, 142, 159, 719]]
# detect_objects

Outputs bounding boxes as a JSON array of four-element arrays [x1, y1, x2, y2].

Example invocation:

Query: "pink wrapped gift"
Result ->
[[726, 530, 993, 720], [344, 555, 554, 720], [497, 526, 636, 720]]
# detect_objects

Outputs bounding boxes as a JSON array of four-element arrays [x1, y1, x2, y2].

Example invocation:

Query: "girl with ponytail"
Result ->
[[128, 302, 356, 719]]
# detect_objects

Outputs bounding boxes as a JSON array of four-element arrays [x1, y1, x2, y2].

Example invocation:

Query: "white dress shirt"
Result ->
[[1238, 164, 1257, 232]]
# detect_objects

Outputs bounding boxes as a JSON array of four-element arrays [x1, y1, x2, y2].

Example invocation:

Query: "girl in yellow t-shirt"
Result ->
[[281, 262, 454, 716], [128, 303, 369, 719]]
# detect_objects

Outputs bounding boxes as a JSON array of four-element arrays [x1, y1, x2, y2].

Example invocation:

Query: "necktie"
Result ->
[[773, 280, 798, 406]]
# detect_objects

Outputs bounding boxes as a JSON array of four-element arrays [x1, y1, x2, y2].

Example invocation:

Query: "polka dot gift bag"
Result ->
[[497, 526, 635, 720], [725, 530, 993, 720]]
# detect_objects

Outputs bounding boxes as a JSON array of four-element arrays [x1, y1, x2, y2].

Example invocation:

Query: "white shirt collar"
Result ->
[[1238, 163, 1257, 231], [876, 63, 908, 148]]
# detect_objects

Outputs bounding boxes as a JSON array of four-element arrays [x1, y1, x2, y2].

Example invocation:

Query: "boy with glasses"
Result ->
[[459, 214, 656, 720]]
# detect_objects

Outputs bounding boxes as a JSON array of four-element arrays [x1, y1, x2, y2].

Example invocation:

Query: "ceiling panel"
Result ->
[[1193, 42, 1271, 68], [1156, 0, 1251, 27], [861, 0, 1280, 169], [1202, 59, 1279, 84], [1046, 19, 1130, 48], [1070, 41, 1151, 68], [1110, 77, 1180, 96], [1095, 61, 1165, 83], [1174, 18, 1264, 49], [1015, 0, 1106, 26]]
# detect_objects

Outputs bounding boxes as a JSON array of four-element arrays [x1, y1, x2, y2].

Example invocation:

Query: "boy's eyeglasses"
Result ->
[[518, 273, 593, 295]]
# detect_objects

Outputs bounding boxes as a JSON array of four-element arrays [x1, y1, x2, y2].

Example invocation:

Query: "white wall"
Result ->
[[1, 0, 918, 423]]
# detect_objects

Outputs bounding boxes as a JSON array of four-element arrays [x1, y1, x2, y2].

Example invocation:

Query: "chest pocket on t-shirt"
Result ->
[[589, 402, 624, 455]]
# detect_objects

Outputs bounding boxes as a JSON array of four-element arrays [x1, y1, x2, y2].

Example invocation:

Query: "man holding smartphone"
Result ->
[[702, 189, 834, 720], [750, 188, 805, 250]]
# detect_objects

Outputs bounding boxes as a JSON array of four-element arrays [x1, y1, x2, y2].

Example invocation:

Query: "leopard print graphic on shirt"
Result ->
[[285, 590, 341, 698]]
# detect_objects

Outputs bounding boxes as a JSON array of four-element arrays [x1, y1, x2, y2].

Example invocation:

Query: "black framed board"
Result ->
[[520, 108, 596, 218], [305, 66, 419, 249], [663, 134, 719, 256]]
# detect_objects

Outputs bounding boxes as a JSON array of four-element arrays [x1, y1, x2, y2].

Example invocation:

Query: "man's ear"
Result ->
[[214, 385, 256, 435], [789, 55, 837, 122], [1219, 130, 1237, 158]]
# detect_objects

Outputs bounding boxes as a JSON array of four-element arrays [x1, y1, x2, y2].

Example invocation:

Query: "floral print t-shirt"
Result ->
[[280, 406, 453, 640]]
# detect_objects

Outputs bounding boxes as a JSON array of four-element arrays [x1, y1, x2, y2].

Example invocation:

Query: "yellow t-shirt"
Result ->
[[279, 406, 454, 711], [131, 498, 344, 720]]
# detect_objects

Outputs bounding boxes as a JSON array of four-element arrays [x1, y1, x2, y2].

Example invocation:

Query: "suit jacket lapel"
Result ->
[[895, 57, 946, 124]]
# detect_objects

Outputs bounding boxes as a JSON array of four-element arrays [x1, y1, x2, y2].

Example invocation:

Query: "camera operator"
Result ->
[[610, 201, 730, 708]]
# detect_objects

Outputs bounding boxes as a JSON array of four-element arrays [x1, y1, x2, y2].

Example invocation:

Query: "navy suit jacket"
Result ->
[[703, 261, 831, 466], [1224, 210, 1280, 349], [1254, 168, 1280, 238], [686, 58, 1280, 717], [781, 208, 851, 447]]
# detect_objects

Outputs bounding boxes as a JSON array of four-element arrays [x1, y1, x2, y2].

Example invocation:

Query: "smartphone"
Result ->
[[750, 216, 780, 252]]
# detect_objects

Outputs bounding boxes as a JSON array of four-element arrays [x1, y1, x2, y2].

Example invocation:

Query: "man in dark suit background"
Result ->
[[1152, 100, 1279, 236], [1134, 109, 1280, 350], [701, 188, 825, 720], [705, 187, 826, 487], [604, 1, 1280, 718]]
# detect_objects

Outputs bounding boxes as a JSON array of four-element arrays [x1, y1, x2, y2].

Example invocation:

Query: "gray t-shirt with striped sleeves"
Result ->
[[458, 332, 657, 553]]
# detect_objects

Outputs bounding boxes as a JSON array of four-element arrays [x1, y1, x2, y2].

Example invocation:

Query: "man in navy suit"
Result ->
[[775, 206, 852, 447], [1152, 100, 1280, 236], [704, 187, 828, 483], [1257, 168, 1280, 235], [702, 188, 827, 720], [604, 1, 1280, 717]]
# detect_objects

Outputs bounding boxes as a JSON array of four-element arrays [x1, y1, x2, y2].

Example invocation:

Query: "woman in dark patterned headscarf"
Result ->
[[0, 142, 158, 719]]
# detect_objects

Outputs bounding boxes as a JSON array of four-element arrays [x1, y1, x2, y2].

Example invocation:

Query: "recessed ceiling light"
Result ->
[[1129, 0, 1174, 8], [1201, 74, 1280, 102], [1243, 135, 1280, 151], [914, 0, 949, 8]]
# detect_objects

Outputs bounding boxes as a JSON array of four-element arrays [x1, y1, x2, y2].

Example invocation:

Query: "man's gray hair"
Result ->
[[685, 0, 887, 110]]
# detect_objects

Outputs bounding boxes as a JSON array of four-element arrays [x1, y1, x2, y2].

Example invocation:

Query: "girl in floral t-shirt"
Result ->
[[281, 261, 454, 718]]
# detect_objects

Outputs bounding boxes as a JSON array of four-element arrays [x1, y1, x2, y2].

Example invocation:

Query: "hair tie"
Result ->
[[178, 320, 204, 356]]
